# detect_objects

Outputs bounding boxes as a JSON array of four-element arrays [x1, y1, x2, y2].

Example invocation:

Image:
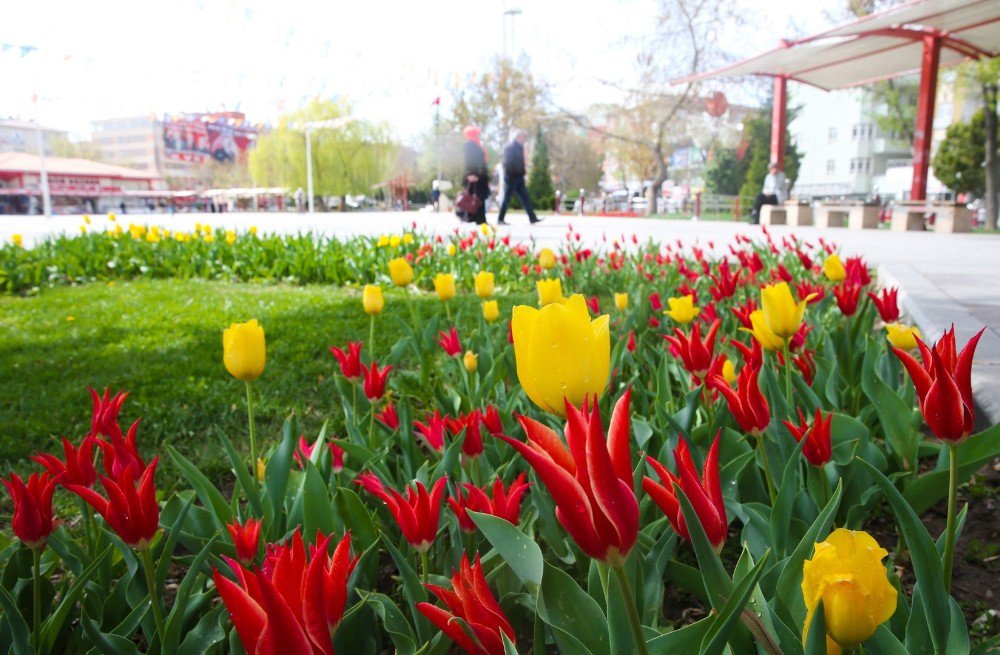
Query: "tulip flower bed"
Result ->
[[2, 222, 999, 654]]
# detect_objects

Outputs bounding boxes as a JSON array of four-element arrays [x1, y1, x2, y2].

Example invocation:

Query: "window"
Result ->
[[828, 128, 837, 143], [852, 124, 875, 140], [826, 160, 836, 175], [849, 158, 872, 174]]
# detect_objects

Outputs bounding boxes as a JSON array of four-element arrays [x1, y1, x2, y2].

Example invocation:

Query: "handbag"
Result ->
[[455, 181, 482, 217]]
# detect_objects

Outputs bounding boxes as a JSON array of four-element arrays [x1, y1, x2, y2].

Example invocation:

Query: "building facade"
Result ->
[[0, 119, 68, 157]]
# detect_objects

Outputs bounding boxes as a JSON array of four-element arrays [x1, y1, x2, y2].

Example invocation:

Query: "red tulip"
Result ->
[[95, 418, 145, 480], [329, 342, 363, 379], [868, 287, 900, 322], [437, 327, 462, 356], [643, 431, 727, 551], [329, 443, 345, 473], [731, 298, 757, 329], [586, 295, 600, 314], [417, 554, 515, 655], [459, 410, 483, 459], [213, 530, 357, 655], [707, 359, 770, 436], [294, 436, 315, 468], [497, 389, 638, 565], [626, 330, 636, 352], [782, 408, 832, 467], [447, 474, 531, 532], [707, 259, 742, 301], [68, 457, 160, 550], [89, 387, 129, 438], [663, 319, 721, 383], [375, 403, 400, 430], [414, 410, 448, 453], [892, 325, 985, 443], [227, 517, 262, 567], [833, 282, 862, 316], [3, 472, 58, 549], [356, 473, 447, 552], [481, 405, 503, 435], [33, 436, 97, 488], [845, 256, 871, 285], [795, 280, 825, 304], [361, 362, 391, 400], [649, 292, 663, 312]]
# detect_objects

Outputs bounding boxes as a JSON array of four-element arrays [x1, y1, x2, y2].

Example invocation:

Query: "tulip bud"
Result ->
[[482, 300, 500, 322], [721, 358, 738, 385], [885, 323, 920, 350], [434, 273, 456, 301], [463, 351, 478, 373], [761, 282, 813, 341], [538, 247, 556, 270], [536, 278, 564, 307], [388, 257, 413, 287], [822, 254, 846, 281], [474, 271, 495, 298], [614, 292, 628, 310], [363, 284, 384, 315], [223, 319, 266, 382]]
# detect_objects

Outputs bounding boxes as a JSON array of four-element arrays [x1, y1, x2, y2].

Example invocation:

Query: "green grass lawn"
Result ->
[[0, 279, 522, 482]]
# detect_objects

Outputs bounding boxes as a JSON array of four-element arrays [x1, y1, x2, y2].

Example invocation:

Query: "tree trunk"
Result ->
[[646, 148, 667, 217], [340, 195, 348, 212], [982, 82, 999, 230]]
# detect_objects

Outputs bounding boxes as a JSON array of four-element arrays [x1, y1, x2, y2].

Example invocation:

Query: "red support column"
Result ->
[[770, 75, 788, 171], [911, 34, 941, 201]]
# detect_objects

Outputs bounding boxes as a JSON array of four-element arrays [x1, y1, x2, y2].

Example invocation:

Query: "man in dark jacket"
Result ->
[[497, 131, 541, 225]]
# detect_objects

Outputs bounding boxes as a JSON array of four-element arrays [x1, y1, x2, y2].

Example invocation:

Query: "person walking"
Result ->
[[750, 162, 788, 224], [497, 130, 541, 225], [462, 125, 490, 225]]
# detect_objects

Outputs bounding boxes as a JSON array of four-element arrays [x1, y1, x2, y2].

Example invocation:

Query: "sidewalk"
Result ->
[[3, 210, 998, 424]]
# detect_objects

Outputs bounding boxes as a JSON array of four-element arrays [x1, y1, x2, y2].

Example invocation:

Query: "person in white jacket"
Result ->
[[751, 162, 788, 224]]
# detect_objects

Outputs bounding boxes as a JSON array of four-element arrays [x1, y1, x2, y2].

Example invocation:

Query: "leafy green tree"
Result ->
[[528, 128, 555, 210], [704, 148, 746, 195], [738, 109, 801, 203], [248, 98, 395, 210], [933, 109, 987, 197]]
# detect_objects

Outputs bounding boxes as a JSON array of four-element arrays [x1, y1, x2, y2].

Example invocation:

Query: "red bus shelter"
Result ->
[[674, 0, 1000, 200]]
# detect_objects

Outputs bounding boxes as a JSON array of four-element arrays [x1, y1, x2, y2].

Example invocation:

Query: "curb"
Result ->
[[878, 263, 1000, 431]]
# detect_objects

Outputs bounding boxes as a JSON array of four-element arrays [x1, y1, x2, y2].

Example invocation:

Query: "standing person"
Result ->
[[431, 180, 441, 211], [462, 125, 489, 225], [497, 130, 541, 225], [751, 162, 788, 224]]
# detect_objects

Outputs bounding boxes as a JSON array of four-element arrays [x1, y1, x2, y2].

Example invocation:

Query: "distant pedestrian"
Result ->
[[497, 130, 541, 226], [751, 162, 788, 224], [554, 189, 562, 215], [431, 180, 441, 212], [578, 188, 586, 216], [462, 125, 489, 225], [295, 187, 306, 213]]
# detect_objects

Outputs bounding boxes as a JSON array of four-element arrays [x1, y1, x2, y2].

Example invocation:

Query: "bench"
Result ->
[[783, 201, 813, 226], [891, 201, 973, 233], [815, 202, 880, 229], [759, 204, 786, 225]]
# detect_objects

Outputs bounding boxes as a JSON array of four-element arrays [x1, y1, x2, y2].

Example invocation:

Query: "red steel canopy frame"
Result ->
[[674, 0, 1000, 200]]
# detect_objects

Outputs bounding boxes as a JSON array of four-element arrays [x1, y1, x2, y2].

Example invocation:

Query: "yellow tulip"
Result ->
[[664, 294, 699, 323], [377, 234, 390, 247], [108, 212, 116, 222], [885, 323, 921, 351], [614, 292, 629, 311], [223, 319, 266, 382], [536, 278, 564, 307], [474, 271, 495, 298], [388, 258, 414, 287], [823, 254, 846, 282], [83, 214, 91, 224], [249, 226, 258, 236], [463, 351, 479, 373], [744, 309, 786, 351], [225, 230, 237, 244], [79, 225, 87, 234], [480, 223, 494, 236], [389, 235, 402, 248], [434, 273, 456, 301], [538, 248, 556, 270], [203, 233, 215, 243], [722, 358, 738, 385], [10, 234, 22, 248], [402, 233, 414, 245], [256, 458, 266, 482], [482, 300, 500, 322], [513, 294, 610, 416], [447, 243, 457, 256], [802, 529, 897, 650], [363, 284, 384, 315], [761, 282, 812, 341]]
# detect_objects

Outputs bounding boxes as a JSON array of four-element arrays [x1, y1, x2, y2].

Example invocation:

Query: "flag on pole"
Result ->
[[431, 97, 441, 106]]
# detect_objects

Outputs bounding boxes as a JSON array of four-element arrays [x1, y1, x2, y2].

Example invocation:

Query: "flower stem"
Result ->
[[368, 314, 376, 358], [139, 548, 165, 646], [943, 444, 959, 592], [782, 341, 794, 409], [245, 380, 257, 478], [32, 547, 41, 654], [756, 433, 777, 503], [367, 409, 375, 450], [612, 564, 649, 655], [420, 550, 430, 586]]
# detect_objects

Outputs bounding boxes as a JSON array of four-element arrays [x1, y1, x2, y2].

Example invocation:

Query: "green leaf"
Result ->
[[362, 591, 418, 655], [177, 605, 227, 655], [155, 496, 194, 589], [40, 545, 112, 654], [676, 488, 733, 610], [770, 437, 805, 558], [803, 600, 826, 655], [167, 445, 232, 527], [502, 631, 519, 655], [699, 550, 770, 655], [646, 617, 715, 653], [856, 459, 949, 652], [861, 344, 917, 468], [538, 563, 610, 655], [469, 511, 543, 589], [0, 583, 32, 655], [302, 463, 337, 539], [217, 428, 264, 516], [162, 534, 221, 654], [80, 614, 142, 655], [903, 423, 1000, 514], [265, 419, 298, 532], [334, 487, 379, 551], [380, 535, 429, 642], [867, 624, 910, 655]]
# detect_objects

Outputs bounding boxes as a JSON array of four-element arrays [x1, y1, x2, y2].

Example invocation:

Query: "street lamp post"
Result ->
[[294, 118, 351, 214], [32, 95, 52, 218]]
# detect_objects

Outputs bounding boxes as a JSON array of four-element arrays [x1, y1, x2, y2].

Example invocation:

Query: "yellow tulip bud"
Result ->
[[203, 233, 215, 243], [823, 254, 847, 282], [256, 458, 266, 482], [447, 243, 457, 256], [225, 230, 237, 244], [474, 271, 495, 298], [538, 247, 556, 270], [249, 226, 258, 236], [664, 294, 699, 323], [10, 234, 22, 248], [463, 350, 478, 373], [802, 529, 897, 650], [434, 273, 456, 301], [363, 284, 384, 315], [388, 258, 414, 287], [744, 309, 786, 351], [480, 223, 494, 236], [223, 319, 266, 382], [614, 292, 629, 311], [108, 212, 116, 222], [537, 278, 564, 307], [402, 233, 414, 245], [377, 234, 390, 247], [885, 323, 920, 351], [513, 294, 610, 416], [761, 282, 812, 341], [722, 358, 738, 385], [79, 225, 87, 234], [83, 214, 91, 224], [389, 235, 402, 248], [482, 300, 500, 322]]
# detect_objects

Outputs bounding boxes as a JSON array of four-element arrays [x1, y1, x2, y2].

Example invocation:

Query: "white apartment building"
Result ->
[[0, 119, 68, 156]]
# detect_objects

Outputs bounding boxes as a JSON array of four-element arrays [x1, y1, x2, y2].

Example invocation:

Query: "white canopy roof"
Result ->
[[674, 0, 1000, 90]]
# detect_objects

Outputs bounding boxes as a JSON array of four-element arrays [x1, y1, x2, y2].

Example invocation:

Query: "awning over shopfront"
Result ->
[[674, 0, 1000, 199]]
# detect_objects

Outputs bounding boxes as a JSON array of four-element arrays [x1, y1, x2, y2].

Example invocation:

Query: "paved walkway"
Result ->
[[3, 209, 998, 425]]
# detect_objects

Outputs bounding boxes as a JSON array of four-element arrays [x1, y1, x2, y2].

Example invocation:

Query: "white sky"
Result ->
[[3, 0, 844, 142]]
